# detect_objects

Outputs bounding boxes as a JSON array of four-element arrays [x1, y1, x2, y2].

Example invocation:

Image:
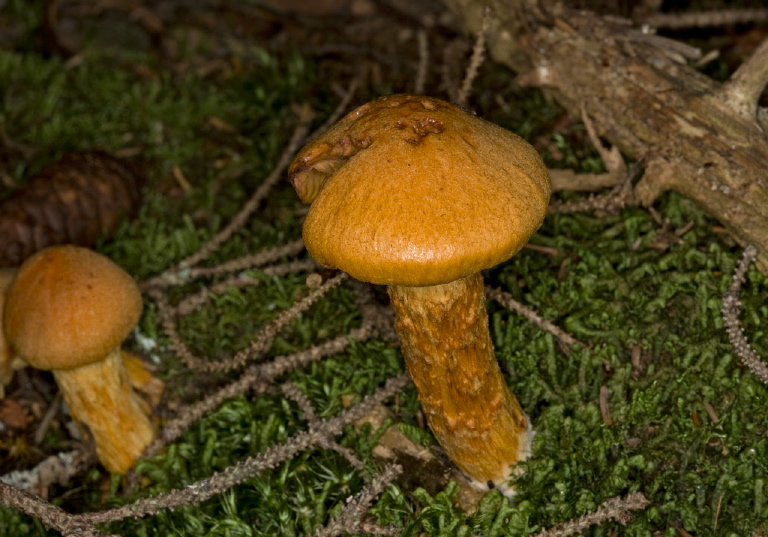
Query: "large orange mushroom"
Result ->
[[3, 245, 155, 473], [289, 94, 550, 494]]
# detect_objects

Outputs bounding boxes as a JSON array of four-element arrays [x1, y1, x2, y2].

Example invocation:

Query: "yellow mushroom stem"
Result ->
[[388, 272, 531, 490], [54, 346, 155, 474]]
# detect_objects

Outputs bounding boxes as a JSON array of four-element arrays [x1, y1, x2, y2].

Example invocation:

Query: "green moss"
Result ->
[[1, 9, 767, 536]]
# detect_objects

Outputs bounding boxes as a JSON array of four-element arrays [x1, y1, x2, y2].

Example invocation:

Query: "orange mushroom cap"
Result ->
[[289, 94, 550, 287], [3, 245, 143, 370]]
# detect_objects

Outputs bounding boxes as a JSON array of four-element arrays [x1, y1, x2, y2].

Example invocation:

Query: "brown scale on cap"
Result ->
[[289, 94, 550, 494]]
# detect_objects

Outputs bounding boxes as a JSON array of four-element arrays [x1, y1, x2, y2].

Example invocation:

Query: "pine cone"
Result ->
[[0, 151, 145, 267]]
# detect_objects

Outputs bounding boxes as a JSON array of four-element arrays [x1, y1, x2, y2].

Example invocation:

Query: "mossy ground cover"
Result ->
[[1, 2, 767, 536]]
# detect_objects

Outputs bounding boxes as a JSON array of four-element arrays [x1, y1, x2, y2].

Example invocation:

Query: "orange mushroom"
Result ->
[[289, 94, 550, 494], [3, 245, 155, 473]]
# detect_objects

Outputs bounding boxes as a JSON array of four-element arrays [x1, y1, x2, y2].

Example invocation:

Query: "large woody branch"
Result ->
[[443, 0, 768, 270]]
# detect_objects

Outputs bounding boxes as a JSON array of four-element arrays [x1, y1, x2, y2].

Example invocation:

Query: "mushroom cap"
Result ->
[[289, 94, 551, 287], [3, 245, 143, 371]]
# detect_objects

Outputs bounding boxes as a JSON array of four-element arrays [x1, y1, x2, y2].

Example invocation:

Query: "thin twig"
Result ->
[[139, 239, 306, 292], [721, 245, 768, 385], [140, 106, 314, 289], [174, 259, 317, 316], [150, 272, 347, 373], [548, 163, 641, 214], [316, 77, 360, 135], [73, 374, 410, 526], [456, 6, 491, 107], [486, 286, 585, 350], [533, 492, 650, 537], [0, 480, 117, 537], [143, 319, 383, 458], [637, 9, 768, 29], [311, 464, 403, 537], [414, 29, 429, 95]]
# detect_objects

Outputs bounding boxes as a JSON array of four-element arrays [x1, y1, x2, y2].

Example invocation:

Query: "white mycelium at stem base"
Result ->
[[289, 94, 550, 492]]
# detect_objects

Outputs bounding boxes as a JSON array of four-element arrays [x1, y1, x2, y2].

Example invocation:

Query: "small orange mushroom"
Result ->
[[289, 94, 550, 494], [3, 245, 155, 473]]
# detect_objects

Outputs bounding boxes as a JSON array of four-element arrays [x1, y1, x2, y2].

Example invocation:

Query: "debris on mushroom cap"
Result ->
[[3, 245, 143, 370], [288, 94, 551, 287]]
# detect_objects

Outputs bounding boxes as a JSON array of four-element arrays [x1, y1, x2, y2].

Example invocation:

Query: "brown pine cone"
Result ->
[[0, 151, 145, 267]]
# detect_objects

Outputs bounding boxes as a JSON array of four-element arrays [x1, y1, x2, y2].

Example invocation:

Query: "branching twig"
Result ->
[[311, 464, 403, 537], [139, 106, 314, 290], [72, 374, 410, 526], [533, 492, 650, 537], [721, 245, 768, 385], [144, 318, 385, 457], [139, 239, 306, 292], [174, 259, 317, 316], [150, 272, 347, 373], [283, 383, 364, 469]]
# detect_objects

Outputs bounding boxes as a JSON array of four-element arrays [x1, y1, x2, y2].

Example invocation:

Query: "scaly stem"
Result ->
[[388, 273, 531, 493], [54, 348, 155, 473]]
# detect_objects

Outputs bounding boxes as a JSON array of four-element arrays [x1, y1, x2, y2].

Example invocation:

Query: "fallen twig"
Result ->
[[533, 492, 650, 537], [721, 245, 768, 385], [486, 286, 585, 351], [311, 463, 402, 537]]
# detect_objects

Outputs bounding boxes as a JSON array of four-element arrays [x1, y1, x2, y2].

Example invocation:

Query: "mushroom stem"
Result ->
[[388, 273, 532, 492], [54, 347, 155, 474]]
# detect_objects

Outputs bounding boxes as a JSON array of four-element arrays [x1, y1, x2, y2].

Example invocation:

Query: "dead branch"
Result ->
[[442, 0, 768, 271]]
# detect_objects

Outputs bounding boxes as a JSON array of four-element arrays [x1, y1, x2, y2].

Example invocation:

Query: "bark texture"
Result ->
[[443, 0, 768, 270], [388, 273, 531, 492]]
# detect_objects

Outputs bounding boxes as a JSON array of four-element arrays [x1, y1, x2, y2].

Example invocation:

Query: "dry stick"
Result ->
[[637, 9, 768, 30], [548, 169, 623, 192], [721, 245, 768, 385], [0, 481, 117, 537], [310, 463, 403, 537], [139, 106, 315, 290], [533, 492, 650, 537], [486, 286, 585, 350], [144, 320, 382, 458], [414, 29, 429, 95], [139, 239, 306, 293], [719, 38, 768, 124], [73, 374, 411, 526], [456, 5, 491, 107], [222, 271, 348, 372], [175, 259, 317, 316], [315, 77, 360, 135], [150, 272, 348, 373], [548, 163, 641, 215]]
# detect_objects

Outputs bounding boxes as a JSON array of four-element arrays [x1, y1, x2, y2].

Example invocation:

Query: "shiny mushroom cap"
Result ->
[[3, 245, 143, 370], [289, 94, 551, 287]]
